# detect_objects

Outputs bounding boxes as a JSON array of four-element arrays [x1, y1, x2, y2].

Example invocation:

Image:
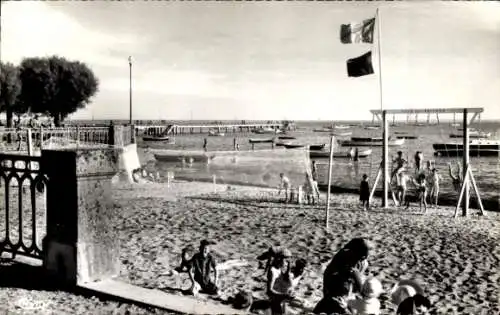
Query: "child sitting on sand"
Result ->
[[187, 240, 219, 295], [266, 249, 305, 315], [359, 174, 370, 210], [347, 277, 384, 315]]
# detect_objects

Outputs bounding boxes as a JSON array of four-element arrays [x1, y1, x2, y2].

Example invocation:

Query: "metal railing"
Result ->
[[0, 154, 48, 260]]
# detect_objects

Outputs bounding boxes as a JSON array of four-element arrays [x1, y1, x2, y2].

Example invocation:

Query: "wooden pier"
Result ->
[[136, 122, 293, 136]]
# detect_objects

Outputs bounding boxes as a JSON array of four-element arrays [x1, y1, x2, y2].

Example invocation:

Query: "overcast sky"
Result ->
[[2, 1, 500, 120]]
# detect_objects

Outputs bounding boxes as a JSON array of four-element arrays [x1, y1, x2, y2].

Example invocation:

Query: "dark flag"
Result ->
[[347, 51, 374, 77]]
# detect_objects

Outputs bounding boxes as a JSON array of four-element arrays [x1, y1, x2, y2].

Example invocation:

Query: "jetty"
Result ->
[[136, 121, 293, 136]]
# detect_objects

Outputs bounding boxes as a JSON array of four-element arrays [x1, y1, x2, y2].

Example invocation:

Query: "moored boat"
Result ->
[[313, 128, 332, 133], [253, 127, 280, 134], [143, 135, 173, 142], [310, 149, 372, 159], [449, 131, 491, 139], [432, 139, 500, 157], [249, 138, 275, 144], [154, 152, 212, 163], [339, 137, 405, 147], [364, 126, 379, 130], [275, 141, 291, 147], [208, 130, 225, 136], [278, 135, 296, 140], [309, 144, 326, 151], [284, 143, 305, 149]]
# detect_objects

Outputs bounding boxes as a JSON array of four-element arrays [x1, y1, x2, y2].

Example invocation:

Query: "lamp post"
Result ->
[[128, 56, 133, 125]]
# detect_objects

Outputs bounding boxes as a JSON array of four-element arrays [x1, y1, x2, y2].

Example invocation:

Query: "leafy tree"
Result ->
[[0, 62, 22, 127], [19, 56, 99, 126]]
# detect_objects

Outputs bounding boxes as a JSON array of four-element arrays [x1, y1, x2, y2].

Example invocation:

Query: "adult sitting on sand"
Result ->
[[266, 249, 305, 315], [313, 238, 370, 315], [188, 240, 219, 295]]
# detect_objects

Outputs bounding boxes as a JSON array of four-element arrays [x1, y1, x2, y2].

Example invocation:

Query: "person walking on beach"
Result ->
[[414, 151, 424, 174], [448, 162, 463, 192], [188, 240, 219, 295], [359, 174, 370, 211], [411, 173, 428, 213], [428, 168, 441, 208], [203, 138, 208, 152], [266, 249, 302, 315], [314, 238, 370, 315], [278, 173, 291, 203], [391, 151, 407, 185]]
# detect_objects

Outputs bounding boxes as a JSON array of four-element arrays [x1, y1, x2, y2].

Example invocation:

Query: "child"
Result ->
[[278, 173, 291, 203], [412, 173, 428, 213], [348, 277, 384, 315], [360, 174, 370, 210]]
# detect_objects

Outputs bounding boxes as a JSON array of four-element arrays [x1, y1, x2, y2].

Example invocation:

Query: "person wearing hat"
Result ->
[[347, 277, 384, 315], [266, 248, 300, 315], [188, 239, 218, 295], [313, 238, 370, 315]]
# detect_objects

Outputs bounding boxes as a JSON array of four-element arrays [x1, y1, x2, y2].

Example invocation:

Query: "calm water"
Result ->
[[137, 121, 500, 208]]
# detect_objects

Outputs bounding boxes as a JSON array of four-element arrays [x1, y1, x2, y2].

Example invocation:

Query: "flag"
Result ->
[[347, 51, 374, 77], [340, 18, 375, 44]]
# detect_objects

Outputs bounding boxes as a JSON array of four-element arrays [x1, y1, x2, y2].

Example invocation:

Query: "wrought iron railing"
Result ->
[[0, 154, 48, 259]]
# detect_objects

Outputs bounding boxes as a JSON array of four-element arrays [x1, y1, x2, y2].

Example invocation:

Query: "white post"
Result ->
[[325, 136, 335, 229], [462, 109, 469, 216], [382, 110, 389, 208]]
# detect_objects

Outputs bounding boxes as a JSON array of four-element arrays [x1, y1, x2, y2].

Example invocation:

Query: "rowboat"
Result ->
[[275, 141, 291, 147], [208, 130, 225, 136], [332, 131, 352, 137], [154, 152, 212, 163], [339, 137, 405, 147], [284, 144, 305, 149], [278, 135, 296, 140], [249, 138, 274, 144], [313, 128, 332, 133], [333, 125, 350, 130], [432, 139, 500, 157], [284, 143, 326, 150], [309, 144, 326, 151], [449, 131, 491, 139], [310, 149, 372, 159], [396, 135, 419, 140], [143, 135, 173, 142], [253, 128, 280, 134], [364, 126, 379, 130]]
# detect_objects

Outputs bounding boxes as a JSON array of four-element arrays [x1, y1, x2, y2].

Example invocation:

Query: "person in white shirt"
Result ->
[[278, 173, 291, 203]]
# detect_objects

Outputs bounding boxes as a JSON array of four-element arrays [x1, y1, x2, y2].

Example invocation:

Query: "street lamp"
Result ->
[[128, 56, 133, 125]]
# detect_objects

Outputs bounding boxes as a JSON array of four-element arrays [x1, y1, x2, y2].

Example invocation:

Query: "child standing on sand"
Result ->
[[428, 168, 441, 208], [412, 173, 428, 213], [359, 174, 370, 210], [278, 173, 291, 203], [347, 277, 384, 315]]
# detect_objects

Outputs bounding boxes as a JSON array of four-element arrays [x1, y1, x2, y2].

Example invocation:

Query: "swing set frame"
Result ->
[[368, 107, 485, 217]]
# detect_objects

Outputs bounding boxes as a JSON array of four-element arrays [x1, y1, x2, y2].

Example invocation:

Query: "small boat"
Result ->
[[449, 131, 491, 139], [310, 149, 372, 159], [208, 130, 225, 136], [249, 138, 275, 144], [278, 135, 296, 140], [275, 141, 291, 147], [154, 152, 212, 163], [333, 125, 350, 130], [253, 128, 279, 134], [143, 135, 172, 142], [451, 123, 461, 127], [339, 137, 405, 147], [396, 135, 419, 140], [313, 128, 332, 133], [332, 131, 352, 137], [364, 126, 379, 130], [284, 143, 305, 149], [432, 139, 500, 157], [309, 144, 326, 151]]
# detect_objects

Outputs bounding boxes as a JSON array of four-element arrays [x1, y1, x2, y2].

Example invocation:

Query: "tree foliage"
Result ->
[[19, 56, 99, 126], [0, 62, 22, 127]]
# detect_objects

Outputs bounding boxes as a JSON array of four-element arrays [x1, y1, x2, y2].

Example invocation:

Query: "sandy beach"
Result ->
[[0, 179, 499, 314], [113, 180, 500, 314]]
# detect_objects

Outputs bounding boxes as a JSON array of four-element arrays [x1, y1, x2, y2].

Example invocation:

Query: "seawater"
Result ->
[[137, 121, 500, 209]]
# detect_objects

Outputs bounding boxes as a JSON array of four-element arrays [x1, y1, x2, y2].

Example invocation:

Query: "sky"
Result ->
[[2, 1, 500, 121]]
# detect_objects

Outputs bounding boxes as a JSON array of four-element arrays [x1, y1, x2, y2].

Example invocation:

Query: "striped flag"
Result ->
[[340, 18, 375, 44], [347, 51, 374, 77]]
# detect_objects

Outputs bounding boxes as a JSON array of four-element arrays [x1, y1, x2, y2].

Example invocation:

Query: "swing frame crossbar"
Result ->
[[369, 107, 485, 217]]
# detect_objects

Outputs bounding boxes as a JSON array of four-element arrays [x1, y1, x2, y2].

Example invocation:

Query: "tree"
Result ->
[[19, 56, 99, 126], [0, 62, 22, 127]]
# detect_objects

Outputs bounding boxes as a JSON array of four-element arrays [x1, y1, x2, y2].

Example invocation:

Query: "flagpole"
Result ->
[[376, 8, 383, 112]]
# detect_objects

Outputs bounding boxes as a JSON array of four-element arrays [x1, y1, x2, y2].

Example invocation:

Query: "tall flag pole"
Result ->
[[376, 8, 383, 112]]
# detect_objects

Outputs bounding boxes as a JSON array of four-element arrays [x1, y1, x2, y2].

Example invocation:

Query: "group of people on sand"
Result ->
[[278, 165, 321, 205], [359, 150, 464, 213], [176, 238, 432, 315]]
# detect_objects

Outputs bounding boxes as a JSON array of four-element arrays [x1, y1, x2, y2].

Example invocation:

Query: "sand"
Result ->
[[0, 179, 498, 314], [112, 180, 500, 314]]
